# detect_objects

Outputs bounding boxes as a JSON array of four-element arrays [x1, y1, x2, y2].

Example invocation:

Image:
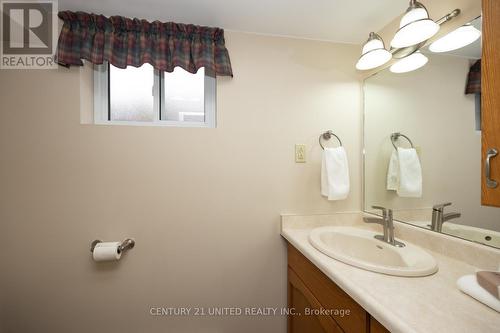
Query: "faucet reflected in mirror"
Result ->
[[431, 203, 461, 233], [363, 15, 500, 249]]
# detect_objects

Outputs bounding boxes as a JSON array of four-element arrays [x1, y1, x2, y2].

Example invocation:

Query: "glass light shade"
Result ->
[[362, 39, 384, 54], [356, 33, 392, 70], [390, 51, 428, 73], [356, 49, 392, 70], [429, 25, 481, 53], [399, 8, 427, 27], [390, 3, 440, 48]]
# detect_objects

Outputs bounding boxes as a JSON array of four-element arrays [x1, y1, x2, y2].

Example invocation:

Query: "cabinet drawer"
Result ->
[[287, 244, 367, 333]]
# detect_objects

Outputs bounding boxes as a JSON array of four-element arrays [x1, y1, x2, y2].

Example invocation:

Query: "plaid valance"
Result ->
[[56, 11, 233, 77], [465, 59, 480, 94]]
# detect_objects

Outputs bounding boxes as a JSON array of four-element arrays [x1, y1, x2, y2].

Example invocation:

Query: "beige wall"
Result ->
[[0, 31, 362, 333], [364, 53, 500, 232]]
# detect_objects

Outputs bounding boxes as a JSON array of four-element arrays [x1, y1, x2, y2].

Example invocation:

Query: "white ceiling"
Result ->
[[58, 0, 407, 44]]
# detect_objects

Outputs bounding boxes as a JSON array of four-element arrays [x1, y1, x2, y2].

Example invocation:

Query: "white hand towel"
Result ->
[[457, 274, 500, 312], [386, 150, 399, 191], [321, 147, 350, 200], [396, 147, 422, 198]]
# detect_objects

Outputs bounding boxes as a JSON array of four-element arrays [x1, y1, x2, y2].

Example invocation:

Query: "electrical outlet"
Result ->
[[295, 144, 306, 163]]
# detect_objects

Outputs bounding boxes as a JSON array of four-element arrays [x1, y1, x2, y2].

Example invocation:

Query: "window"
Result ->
[[94, 63, 216, 127]]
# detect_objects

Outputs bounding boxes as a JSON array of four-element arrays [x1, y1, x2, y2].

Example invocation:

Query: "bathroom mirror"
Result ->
[[363, 16, 500, 249]]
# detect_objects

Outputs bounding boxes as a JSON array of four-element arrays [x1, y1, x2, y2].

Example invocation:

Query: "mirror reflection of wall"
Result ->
[[364, 16, 500, 249]]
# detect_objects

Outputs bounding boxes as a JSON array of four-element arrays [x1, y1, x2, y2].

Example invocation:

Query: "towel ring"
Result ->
[[319, 130, 342, 150], [391, 132, 414, 149]]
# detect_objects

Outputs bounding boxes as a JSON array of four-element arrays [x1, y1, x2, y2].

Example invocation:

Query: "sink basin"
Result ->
[[309, 226, 438, 277]]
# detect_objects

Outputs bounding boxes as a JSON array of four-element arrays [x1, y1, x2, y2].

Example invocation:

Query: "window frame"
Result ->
[[93, 62, 216, 128]]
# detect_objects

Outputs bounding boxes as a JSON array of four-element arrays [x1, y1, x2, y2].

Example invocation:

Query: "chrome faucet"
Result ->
[[431, 203, 461, 232], [364, 206, 405, 247]]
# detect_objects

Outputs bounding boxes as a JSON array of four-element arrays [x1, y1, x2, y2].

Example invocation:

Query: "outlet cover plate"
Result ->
[[295, 144, 306, 163]]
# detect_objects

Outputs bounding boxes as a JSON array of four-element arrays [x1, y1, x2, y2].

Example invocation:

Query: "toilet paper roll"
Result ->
[[92, 242, 122, 262]]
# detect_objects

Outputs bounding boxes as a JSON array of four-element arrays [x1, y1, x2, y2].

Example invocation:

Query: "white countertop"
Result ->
[[281, 213, 500, 333]]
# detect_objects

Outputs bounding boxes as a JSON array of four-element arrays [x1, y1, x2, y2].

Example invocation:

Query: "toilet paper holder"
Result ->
[[90, 238, 135, 254]]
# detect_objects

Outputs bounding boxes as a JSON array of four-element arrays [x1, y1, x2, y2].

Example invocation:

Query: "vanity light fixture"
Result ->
[[355, 5, 459, 72], [429, 24, 481, 53], [355, 32, 392, 70], [390, 0, 440, 48], [390, 51, 428, 73]]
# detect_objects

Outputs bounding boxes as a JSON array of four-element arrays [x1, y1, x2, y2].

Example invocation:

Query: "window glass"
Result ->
[[109, 64, 155, 121], [162, 67, 205, 122]]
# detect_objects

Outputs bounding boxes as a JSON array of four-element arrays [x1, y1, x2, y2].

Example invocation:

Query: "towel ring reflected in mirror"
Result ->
[[391, 132, 414, 150], [319, 130, 343, 150]]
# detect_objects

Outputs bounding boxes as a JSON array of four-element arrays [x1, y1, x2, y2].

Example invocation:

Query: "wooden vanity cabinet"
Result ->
[[287, 244, 390, 333], [481, 0, 500, 207]]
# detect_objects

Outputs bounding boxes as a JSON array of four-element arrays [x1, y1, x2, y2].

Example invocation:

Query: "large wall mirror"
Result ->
[[363, 15, 500, 249]]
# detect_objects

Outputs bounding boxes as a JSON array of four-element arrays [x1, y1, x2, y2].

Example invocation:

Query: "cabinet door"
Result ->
[[288, 268, 343, 333], [370, 315, 390, 333], [288, 245, 367, 332], [288, 284, 329, 333], [482, 0, 500, 206]]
